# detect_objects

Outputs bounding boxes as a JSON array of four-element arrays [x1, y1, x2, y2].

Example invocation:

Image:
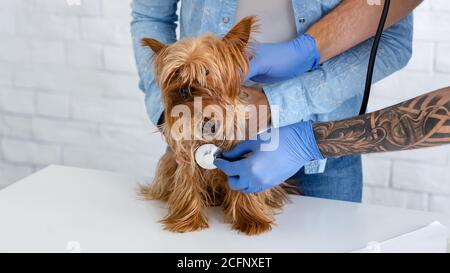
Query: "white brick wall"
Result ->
[[2, 138, 62, 165], [0, 0, 449, 215], [363, 1, 450, 214], [0, 0, 165, 187]]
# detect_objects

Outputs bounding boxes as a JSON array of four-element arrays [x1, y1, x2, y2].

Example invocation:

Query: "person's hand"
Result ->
[[240, 86, 269, 111], [239, 86, 271, 137], [214, 121, 324, 194], [246, 34, 320, 84]]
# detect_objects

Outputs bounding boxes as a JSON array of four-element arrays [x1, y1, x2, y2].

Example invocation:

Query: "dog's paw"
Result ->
[[162, 215, 209, 233], [232, 221, 272, 236]]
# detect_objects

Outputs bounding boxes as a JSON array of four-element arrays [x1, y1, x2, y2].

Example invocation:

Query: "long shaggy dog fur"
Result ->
[[139, 16, 291, 235]]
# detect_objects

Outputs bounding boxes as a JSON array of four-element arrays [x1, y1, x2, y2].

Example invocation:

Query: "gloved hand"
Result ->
[[246, 34, 320, 84], [214, 120, 324, 194]]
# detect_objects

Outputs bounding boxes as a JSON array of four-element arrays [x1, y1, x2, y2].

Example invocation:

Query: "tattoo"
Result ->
[[313, 87, 450, 157]]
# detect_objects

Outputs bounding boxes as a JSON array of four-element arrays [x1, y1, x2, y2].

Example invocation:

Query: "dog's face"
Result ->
[[142, 17, 256, 160]]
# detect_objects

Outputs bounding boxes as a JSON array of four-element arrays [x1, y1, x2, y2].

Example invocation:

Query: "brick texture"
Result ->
[[364, 2, 450, 213], [0, 0, 164, 189]]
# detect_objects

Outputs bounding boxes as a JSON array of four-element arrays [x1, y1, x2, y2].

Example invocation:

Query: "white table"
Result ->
[[0, 165, 448, 253]]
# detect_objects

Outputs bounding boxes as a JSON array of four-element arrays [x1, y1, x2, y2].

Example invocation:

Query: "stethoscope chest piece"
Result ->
[[194, 144, 221, 170]]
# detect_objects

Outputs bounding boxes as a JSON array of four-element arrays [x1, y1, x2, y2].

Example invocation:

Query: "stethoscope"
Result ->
[[195, 0, 391, 170]]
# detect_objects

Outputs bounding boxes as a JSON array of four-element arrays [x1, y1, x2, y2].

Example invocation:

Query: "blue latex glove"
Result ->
[[246, 34, 320, 84], [214, 121, 324, 194]]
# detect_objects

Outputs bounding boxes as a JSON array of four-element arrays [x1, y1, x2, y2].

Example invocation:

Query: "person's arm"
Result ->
[[314, 87, 450, 156], [247, 0, 422, 83], [309, 0, 423, 63], [131, 0, 179, 126], [215, 88, 450, 194], [247, 1, 420, 127], [263, 14, 414, 127]]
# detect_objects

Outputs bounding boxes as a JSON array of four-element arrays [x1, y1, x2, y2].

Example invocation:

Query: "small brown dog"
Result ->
[[139, 16, 291, 235]]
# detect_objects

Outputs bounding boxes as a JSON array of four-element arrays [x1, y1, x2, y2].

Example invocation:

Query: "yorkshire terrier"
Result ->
[[139, 16, 292, 235]]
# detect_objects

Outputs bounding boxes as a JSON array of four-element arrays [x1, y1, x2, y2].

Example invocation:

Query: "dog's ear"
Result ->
[[223, 16, 256, 50], [141, 38, 167, 55]]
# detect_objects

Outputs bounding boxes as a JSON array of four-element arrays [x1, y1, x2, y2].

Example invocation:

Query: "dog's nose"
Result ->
[[179, 88, 191, 99], [203, 119, 221, 138]]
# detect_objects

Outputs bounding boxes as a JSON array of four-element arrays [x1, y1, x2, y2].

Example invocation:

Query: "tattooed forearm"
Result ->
[[313, 87, 450, 157]]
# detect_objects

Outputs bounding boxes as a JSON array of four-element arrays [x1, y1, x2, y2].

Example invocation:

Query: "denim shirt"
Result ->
[[131, 0, 413, 128]]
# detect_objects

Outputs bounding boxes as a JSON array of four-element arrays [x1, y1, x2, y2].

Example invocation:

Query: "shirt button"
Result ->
[[223, 16, 230, 24], [299, 17, 306, 23]]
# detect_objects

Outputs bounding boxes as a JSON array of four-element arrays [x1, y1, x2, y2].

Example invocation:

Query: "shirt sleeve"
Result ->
[[263, 15, 413, 128], [130, 0, 179, 126]]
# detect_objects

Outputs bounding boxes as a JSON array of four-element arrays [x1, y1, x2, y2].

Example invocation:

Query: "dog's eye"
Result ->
[[179, 88, 191, 99], [205, 69, 209, 76]]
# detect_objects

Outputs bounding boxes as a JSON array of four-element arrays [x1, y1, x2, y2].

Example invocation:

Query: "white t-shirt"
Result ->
[[235, 0, 297, 43]]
